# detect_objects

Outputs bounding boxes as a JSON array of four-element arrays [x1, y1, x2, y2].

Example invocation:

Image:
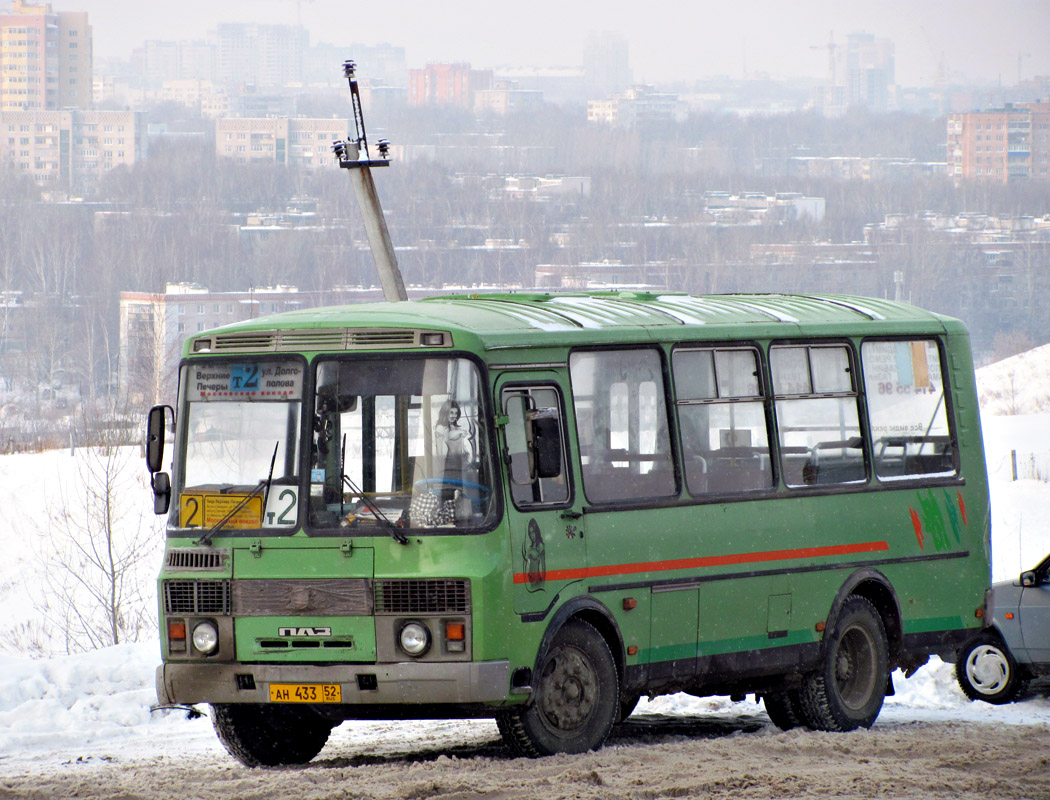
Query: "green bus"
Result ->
[[146, 291, 990, 766]]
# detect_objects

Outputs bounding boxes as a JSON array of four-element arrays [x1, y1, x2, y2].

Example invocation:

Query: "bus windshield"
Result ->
[[173, 360, 305, 532], [309, 356, 495, 532]]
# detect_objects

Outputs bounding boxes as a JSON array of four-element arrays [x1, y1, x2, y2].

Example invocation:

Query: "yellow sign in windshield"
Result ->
[[179, 493, 263, 529]]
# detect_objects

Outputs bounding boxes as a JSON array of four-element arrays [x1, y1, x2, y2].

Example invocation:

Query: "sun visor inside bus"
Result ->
[[316, 359, 431, 400]]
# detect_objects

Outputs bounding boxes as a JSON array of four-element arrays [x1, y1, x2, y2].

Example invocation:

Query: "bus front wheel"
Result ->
[[762, 688, 806, 731], [211, 703, 333, 767], [800, 596, 889, 732], [496, 619, 619, 757]]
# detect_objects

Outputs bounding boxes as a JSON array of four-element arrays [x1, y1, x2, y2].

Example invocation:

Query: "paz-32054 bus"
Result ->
[[145, 291, 990, 765]]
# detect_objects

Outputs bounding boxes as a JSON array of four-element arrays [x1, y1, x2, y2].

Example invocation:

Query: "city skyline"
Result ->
[[70, 0, 1050, 88]]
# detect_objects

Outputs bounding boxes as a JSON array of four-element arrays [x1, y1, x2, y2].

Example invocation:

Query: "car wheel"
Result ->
[[955, 633, 1030, 705]]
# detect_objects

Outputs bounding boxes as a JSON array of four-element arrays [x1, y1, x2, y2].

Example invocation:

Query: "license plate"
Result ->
[[269, 683, 342, 703]]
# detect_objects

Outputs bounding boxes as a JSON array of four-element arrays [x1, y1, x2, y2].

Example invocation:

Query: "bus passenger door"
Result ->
[[498, 379, 585, 617]]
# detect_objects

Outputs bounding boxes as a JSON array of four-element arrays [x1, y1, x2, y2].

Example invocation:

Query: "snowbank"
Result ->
[[977, 343, 1050, 416]]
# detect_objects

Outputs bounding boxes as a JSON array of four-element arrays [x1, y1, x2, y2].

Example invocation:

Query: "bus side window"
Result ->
[[861, 339, 956, 481], [569, 349, 675, 504], [672, 346, 773, 496], [502, 386, 569, 507], [770, 344, 866, 488]]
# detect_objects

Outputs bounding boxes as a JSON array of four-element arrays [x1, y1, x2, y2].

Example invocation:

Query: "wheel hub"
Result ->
[[969, 645, 1009, 693], [539, 649, 597, 731], [835, 625, 877, 710]]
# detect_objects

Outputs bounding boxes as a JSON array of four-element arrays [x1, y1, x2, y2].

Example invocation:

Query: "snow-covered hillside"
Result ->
[[977, 343, 1050, 416]]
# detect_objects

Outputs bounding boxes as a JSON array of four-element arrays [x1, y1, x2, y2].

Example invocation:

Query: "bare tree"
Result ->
[[33, 438, 162, 654]]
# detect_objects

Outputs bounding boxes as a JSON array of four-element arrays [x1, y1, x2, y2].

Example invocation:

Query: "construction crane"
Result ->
[[809, 31, 839, 111], [332, 60, 408, 302]]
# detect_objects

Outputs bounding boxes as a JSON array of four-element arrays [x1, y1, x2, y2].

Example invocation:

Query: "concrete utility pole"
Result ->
[[333, 60, 408, 302]]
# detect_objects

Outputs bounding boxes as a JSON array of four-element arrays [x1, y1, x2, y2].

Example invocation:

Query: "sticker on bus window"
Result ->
[[188, 362, 303, 401], [263, 486, 299, 527], [180, 492, 264, 529]]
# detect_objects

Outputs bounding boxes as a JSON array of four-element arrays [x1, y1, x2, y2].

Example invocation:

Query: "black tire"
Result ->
[[955, 633, 1030, 705], [211, 704, 333, 767], [800, 596, 889, 732], [762, 688, 806, 731], [496, 619, 619, 757], [617, 693, 641, 723]]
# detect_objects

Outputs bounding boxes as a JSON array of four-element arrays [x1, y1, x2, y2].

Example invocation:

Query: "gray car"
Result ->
[[955, 553, 1050, 704]]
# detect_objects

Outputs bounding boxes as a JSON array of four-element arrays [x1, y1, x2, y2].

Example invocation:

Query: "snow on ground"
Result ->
[[1, 388, 1050, 773], [977, 343, 1050, 416]]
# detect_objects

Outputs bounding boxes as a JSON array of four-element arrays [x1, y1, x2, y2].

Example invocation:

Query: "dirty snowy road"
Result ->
[[4, 712, 1048, 800]]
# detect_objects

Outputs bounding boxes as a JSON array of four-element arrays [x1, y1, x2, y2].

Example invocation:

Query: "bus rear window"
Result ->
[[861, 340, 956, 481]]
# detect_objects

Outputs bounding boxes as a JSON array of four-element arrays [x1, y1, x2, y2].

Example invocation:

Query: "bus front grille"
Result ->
[[374, 579, 471, 615], [163, 579, 232, 615], [165, 548, 228, 571]]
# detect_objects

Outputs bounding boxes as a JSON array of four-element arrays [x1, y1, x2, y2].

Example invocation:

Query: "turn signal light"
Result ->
[[168, 620, 187, 653], [445, 621, 466, 653]]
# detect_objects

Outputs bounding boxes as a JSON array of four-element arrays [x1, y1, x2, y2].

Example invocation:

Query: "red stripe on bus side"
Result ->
[[512, 540, 890, 585]]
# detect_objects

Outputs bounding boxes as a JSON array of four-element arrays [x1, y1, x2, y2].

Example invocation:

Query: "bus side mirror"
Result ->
[[152, 471, 171, 515], [529, 410, 562, 479], [146, 404, 172, 474]]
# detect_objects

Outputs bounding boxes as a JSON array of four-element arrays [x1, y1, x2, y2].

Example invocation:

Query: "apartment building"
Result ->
[[118, 283, 307, 406], [473, 85, 544, 116], [845, 33, 895, 112], [214, 23, 307, 88], [0, 0, 90, 111], [947, 102, 1050, 182], [0, 108, 145, 188], [408, 63, 493, 108], [214, 117, 348, 169], [587, 85, 684, 126], [134, 39, 217, 84]]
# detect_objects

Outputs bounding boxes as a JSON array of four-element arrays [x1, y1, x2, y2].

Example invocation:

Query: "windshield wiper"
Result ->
[[197, 442, 278, 547], [341, 473, 408, 545], [339, 433, 408, 545]]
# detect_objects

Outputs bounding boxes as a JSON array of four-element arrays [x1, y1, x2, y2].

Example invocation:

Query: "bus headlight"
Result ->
[[192, 621, 219, 655], [398, 621, 431, 656]]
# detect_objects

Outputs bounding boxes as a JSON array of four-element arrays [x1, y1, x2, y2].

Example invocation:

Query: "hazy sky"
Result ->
[[75, 0, 1050, 87]]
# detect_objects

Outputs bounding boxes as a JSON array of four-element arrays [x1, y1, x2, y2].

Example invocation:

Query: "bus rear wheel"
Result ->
[[211, 703, 333, 767], [800, 596, 889, 732], [496, 619, 619, 757]]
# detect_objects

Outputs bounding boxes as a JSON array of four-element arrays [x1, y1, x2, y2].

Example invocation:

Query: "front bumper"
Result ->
[[156, 659, 510, 706]]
